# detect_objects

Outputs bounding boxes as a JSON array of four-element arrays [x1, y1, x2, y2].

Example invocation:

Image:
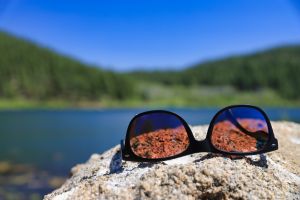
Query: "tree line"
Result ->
[[1, 30, 299, 103], [0, 31, 135, 101], [129, 46, 300, 99]]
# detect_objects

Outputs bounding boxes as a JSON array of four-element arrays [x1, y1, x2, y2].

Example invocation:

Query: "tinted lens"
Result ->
[[129, 112, 189, 159], [211, 106, 269, 153]]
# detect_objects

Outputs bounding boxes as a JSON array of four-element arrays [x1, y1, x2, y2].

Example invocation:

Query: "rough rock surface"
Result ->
[[44, 121, 300, 200]]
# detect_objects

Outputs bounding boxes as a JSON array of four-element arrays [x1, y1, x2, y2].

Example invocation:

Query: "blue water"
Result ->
[[0, 108, 299, 176]]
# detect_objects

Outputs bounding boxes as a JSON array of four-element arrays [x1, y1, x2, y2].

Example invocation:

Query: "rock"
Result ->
[[0, 161, 67, 200], [0, 161, 35, 175], [0, 161, 12, 174], [44, 122, 300, 200]]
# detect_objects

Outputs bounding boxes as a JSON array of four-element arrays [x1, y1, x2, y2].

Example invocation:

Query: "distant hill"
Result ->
[[0, 30, 299, 108], [129, 46, 300, 99], [0, 31, 134, 101]]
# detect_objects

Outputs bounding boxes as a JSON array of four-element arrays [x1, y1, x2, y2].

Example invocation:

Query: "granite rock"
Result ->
[[44, 122, 300, 200]]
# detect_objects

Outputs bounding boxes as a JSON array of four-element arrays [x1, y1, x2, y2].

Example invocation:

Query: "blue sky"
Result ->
[[0, 0, 300, 71]]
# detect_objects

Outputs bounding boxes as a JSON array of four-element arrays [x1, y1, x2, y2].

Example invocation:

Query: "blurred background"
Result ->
[[0, 0, 300, 199]]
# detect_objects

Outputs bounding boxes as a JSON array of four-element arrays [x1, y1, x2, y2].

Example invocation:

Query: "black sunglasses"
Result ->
[[121, 105, 278, 162]]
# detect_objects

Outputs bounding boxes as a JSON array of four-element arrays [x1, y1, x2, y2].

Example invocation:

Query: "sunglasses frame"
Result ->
[[121, 105, 278, 162]]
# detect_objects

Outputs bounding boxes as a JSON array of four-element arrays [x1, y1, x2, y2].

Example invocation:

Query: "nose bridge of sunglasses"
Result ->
[[192, 139, 211, 152]]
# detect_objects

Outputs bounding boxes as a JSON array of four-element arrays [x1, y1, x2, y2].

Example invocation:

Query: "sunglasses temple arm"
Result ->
[[120, 139, 125, 154]]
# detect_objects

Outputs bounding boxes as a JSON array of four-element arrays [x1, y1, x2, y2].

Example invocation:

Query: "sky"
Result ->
[[0, 0, 300, 71]]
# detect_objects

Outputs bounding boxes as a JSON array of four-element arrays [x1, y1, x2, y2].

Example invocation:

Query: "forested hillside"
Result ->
[[0, 30, 299, 108], [0, 31, 135, 101], [130, 46, 300, 99]]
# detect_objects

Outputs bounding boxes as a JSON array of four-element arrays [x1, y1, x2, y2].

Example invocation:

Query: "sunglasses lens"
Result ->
[[211, 106, 269, 153], [129, 112, 190, 159]]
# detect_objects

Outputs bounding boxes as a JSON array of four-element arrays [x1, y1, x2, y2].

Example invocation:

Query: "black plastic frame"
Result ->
[[121, 105, 278, 162]]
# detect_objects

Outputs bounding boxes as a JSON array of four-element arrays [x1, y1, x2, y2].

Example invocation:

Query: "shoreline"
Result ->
[[1, 105, 300, 111], [0, 100, 300, 110]]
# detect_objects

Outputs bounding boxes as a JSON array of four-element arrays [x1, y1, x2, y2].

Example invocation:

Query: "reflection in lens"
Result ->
[[211, 107, 269, 153], [129, 113, 189, 159]]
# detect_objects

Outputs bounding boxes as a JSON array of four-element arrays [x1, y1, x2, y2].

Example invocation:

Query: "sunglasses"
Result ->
[[121, 105, 278, 162]]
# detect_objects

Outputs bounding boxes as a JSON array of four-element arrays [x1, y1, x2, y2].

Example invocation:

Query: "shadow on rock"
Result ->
[[194, 153, 268, 168], [193, 153, 221, 163], [245, 154, 268, 168], [108, 151, 158, 175]]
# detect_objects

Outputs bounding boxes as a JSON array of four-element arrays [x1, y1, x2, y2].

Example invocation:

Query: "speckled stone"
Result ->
[[44, 122, 300, 200]]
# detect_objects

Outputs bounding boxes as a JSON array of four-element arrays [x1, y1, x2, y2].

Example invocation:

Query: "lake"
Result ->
[[0, 107, 300, 198]]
